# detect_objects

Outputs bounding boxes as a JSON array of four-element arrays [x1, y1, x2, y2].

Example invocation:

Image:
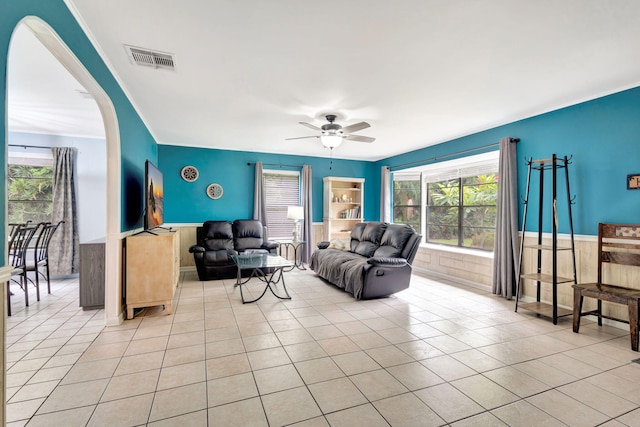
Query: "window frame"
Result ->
[[392, 150, 499, 252], [392, 172, 422, 234], [7, 151, 54, 224]]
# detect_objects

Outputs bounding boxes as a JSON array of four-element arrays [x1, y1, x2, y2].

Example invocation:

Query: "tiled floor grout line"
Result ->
[[143, 273, 185, 425], [199, 275, 217, 427], [188, 308, 610, 426], [6, 271, 640, 426], [235, 277, 367, 426], [6, 279, 102, 423], [215, 277, 530, 426]]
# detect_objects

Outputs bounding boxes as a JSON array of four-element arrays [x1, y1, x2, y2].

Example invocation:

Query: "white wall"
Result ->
[[8, 131, 107, 243]]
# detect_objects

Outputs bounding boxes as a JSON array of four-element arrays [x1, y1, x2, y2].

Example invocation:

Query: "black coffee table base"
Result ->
[[235, 266, 292, 304]]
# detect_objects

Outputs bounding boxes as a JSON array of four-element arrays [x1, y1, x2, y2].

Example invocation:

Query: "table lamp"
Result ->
[[287, 206, 304, 241]]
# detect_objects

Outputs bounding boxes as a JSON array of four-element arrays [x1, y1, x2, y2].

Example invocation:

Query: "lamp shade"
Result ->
[[287, 205, 304, 220], [320, 134, 343, 148]]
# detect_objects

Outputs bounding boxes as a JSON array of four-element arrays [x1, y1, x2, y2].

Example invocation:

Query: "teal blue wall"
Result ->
[[1, 0, 158, 247], [158, 146, 378, 224], [162, 85, 640, 235], [380, 86, 640, 236], [3, 0, 640, 266]]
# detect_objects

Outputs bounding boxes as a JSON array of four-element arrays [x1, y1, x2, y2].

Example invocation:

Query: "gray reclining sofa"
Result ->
[[310, 222, 421, 299]]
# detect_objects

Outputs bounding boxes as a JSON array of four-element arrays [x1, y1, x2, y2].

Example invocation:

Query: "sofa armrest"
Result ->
[[262, 240, 279, 251], [317, 241, 330, 249], [189, 245, 206, 253], [367, 257, 408, 267]]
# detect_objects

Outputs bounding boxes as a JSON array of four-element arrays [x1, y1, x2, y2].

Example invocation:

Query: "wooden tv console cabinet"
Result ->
[[125, 228, 180, 319]]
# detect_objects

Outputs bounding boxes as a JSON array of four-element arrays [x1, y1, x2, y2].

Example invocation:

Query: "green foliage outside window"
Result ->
[[8, 164, 53, 224], [392, 177, 421, 231], [428, 174, 497, 250]]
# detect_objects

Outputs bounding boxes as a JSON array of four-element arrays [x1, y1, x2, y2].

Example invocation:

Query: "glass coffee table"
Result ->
[[231, 253, 294, 303]]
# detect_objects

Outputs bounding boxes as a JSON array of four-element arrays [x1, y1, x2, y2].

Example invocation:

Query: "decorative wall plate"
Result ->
[[180, 165, 199, 182], [207, 183, 224, 199]]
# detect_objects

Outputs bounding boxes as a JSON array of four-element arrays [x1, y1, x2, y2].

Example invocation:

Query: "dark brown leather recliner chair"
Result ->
[[189, 219, 279, 281]]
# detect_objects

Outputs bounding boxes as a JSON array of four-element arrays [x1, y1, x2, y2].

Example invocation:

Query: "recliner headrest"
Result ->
[[374, 223, 414, 258], [233, 219, 265, 251], [232, 220, 264, 239], [201, 221, 233, 250], [203, 221, 233, 239]]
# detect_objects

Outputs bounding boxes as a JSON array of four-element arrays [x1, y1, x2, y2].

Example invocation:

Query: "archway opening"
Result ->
[[6, 17, 123, 326]]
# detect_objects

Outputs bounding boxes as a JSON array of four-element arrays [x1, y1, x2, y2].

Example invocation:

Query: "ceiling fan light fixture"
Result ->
[[320, 134, 343, 148]]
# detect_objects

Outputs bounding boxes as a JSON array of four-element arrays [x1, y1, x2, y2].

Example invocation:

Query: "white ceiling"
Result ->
[[8, 0, 640, 160]]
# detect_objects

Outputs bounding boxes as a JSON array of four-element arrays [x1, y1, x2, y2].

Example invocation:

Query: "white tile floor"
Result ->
[[5, 269, 640, 426]]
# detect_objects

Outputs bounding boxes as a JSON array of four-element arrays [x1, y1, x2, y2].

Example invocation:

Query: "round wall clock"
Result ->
[[180, 165, 199, 182], [207, 183, 224, 199]]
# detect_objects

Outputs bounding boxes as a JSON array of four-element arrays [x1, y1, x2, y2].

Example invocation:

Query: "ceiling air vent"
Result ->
[[125, 45, 175, 71]]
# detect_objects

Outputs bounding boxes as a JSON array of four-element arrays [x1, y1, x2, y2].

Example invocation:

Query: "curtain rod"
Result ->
[[8, 144, 54, 149], [247, 162, 302, 168], [388, 137, 519, 171]]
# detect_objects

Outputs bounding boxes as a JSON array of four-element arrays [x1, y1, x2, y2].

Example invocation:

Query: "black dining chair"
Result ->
[[8, 224, 39, 316], [26, 220, 63, 296], [7, 221, 31, 299], [8, 220, 32, 245]]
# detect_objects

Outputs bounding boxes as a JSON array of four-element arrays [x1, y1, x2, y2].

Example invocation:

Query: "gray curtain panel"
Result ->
[[253, 161, 267, 225], [380, 166, 391, 223], [301, 165, 313, 263], [492, 137, 519, 299], [49, 147, 79, 276]]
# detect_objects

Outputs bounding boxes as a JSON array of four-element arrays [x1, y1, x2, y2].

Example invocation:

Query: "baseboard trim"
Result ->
[[105, 310, 125, 327], [412, 267, 492, 293]]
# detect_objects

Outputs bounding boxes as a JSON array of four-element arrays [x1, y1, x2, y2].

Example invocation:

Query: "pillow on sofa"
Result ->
[[354, 223, 387, 257], [203, 221, 234, 250], [374, 223, 414, 258]]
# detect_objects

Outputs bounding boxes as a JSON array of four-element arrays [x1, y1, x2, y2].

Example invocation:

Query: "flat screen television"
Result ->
[[144, 160, 164, 230]]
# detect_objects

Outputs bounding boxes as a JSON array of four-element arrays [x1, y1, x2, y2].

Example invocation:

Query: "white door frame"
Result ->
[[6, 17, 123, 325]]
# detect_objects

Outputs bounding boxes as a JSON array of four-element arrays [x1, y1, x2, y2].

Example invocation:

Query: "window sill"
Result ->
[[420, 243, 494, 259]]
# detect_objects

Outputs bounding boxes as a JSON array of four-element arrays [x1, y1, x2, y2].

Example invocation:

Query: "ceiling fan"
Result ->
[[286, 114, 375, 148]]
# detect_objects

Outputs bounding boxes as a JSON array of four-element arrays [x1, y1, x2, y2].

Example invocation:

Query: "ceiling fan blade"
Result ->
[[298, 122, 321, 131], [345, 134, 375, 143], [341, 121, 370, 134], [285, 135, 319, 141]]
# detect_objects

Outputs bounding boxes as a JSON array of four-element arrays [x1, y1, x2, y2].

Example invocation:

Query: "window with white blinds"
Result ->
[[264, 170, 301, 239]]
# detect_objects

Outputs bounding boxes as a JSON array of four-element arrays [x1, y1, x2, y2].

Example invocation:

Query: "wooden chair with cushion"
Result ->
[[572, 223, 640, 351]]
